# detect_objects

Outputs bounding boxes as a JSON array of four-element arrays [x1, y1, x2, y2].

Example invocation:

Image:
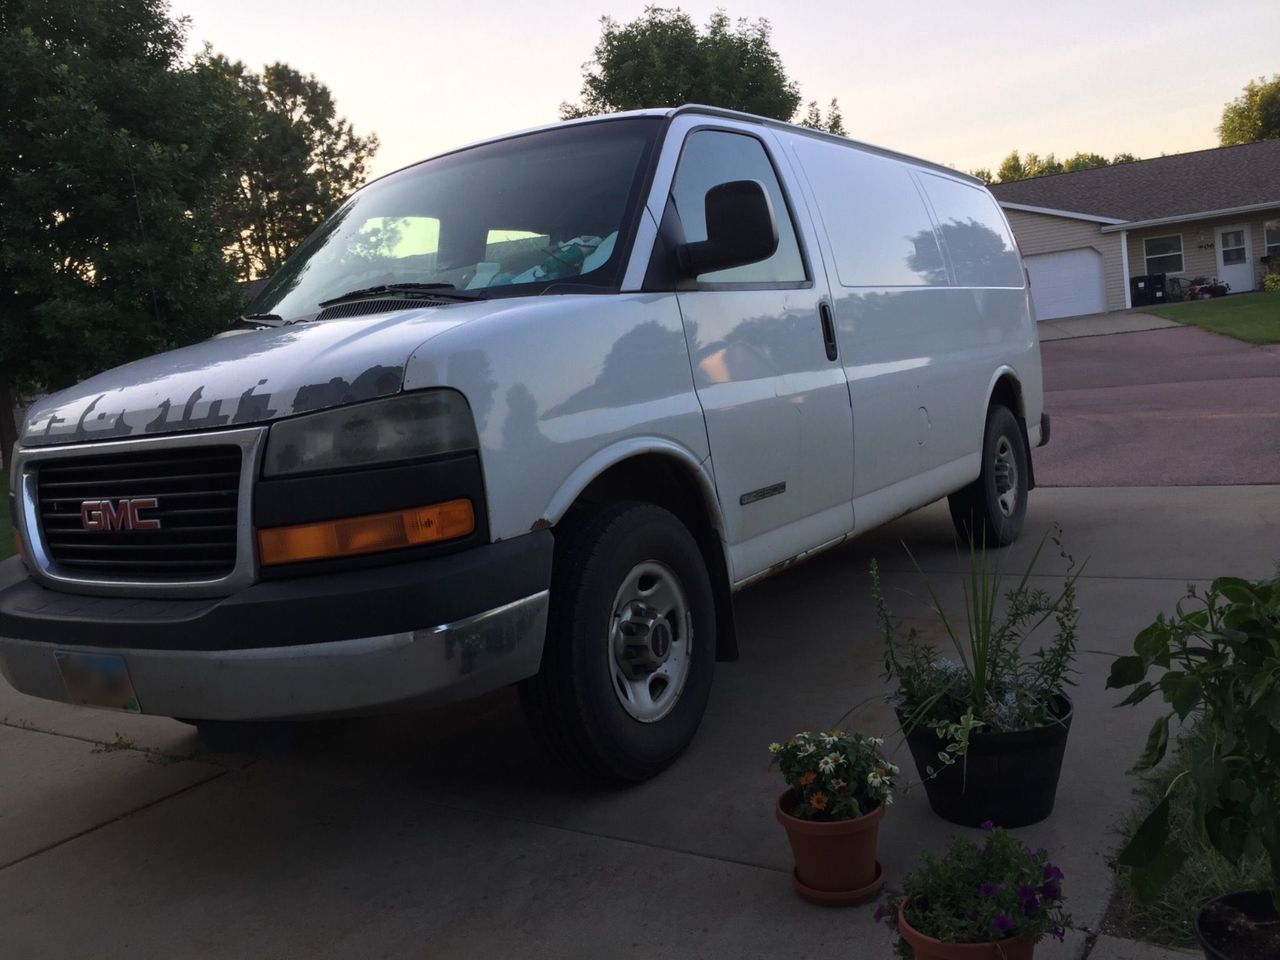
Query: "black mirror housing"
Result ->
[[676, 179, 779, 278]]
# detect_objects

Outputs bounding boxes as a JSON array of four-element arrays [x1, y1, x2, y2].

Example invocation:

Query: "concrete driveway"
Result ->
[[2, 325, 1277, 960]]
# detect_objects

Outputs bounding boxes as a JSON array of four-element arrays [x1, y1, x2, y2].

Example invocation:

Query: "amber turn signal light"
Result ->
[[257, 499, 474, 566]]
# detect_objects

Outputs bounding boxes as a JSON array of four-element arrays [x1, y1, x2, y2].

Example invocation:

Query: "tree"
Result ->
[[981, 148, 1139, 183], [0, 0, 251, 460], [798, 98, 846, 136], [561, 7, 803, 122], [1218, 74, 1280, 145], [201, 54, 379, 280]]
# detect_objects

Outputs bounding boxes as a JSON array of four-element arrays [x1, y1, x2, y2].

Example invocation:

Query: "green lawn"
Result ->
[[1, 472, 13, 560], [1148, 290, 1280, 345]]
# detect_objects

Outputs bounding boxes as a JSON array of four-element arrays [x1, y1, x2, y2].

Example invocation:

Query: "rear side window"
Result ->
[[791, 138, 946, 288], [919, 174, 1024, 288], [671, 130, 807, 284]]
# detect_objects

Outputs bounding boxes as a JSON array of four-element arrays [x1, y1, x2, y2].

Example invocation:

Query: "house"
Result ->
[[990, 139, 1280, 320]]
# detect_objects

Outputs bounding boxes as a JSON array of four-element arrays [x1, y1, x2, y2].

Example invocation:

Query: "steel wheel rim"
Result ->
[[993, 435, 1018, 517], [609, 560, 692, 723]]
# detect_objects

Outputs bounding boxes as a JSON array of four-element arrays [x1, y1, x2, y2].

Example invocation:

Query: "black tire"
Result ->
[[948, 404, 1029, 547], [519, 502, 716, 782]]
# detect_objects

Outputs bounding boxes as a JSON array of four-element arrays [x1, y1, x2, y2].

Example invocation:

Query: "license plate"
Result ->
[[55, 651, 141, 713]]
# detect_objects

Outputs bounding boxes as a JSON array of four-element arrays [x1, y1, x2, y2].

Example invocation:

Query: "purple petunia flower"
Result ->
[[979, 883, 999, 897], [1043, 863, 1064, 883], [1017, 884, 1039, 915], [873, 904, 886, 924], [980, 819, 996, 831], [1052, 925, 1066, 942], [966, 908, 979, 920], [992, 913, 1015, 935], [1040, 881, 1061, 901]]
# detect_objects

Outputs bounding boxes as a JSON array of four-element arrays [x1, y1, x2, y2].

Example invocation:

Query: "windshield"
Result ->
[[247, 117, 662, 320]]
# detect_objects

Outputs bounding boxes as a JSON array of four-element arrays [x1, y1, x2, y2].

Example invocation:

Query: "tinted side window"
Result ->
[[671, 130, 806, 284], [791, 138, 946, 287], [919, 174, 1024, 288]]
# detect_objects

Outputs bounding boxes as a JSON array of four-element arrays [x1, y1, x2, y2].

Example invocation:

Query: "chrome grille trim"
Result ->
[[12, 427, 267, 598]]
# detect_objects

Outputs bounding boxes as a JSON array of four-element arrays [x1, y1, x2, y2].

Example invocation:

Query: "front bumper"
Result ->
[[0, 532, 552, 720]]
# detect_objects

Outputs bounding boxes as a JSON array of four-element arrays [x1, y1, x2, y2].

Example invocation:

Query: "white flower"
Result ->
[[867, 768, 886, 787], [868, 736, 885, 747], [818, 753, 840, 774], [768, 742, 782, 754], [884, 792, 895, 806], [797, 742, 815, 757]]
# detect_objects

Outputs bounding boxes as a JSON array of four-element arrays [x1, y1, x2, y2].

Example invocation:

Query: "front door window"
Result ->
[[1220, 229, 1247, 266]]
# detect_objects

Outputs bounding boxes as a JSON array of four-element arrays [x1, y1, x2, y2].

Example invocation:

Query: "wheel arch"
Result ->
[[984, 367, 1035, 490], [542, 440, 738, 662]]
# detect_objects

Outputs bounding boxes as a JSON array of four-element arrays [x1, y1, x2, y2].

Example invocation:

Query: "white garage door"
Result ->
[[1024, 248, 1106, 321]]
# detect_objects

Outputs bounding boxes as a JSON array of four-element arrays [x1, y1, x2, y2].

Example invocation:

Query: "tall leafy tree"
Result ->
[[201, 54, 379, 280], [982, 148, 1139, 183], [798, 98, 846, 136], [561, 7, 805, 122], [0, 0, 250, 460], [1218, 74, 1280, 145]]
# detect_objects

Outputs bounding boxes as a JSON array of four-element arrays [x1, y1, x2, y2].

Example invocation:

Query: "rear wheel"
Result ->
[[948, 404, 1029, 547], [520, 502, 716, 782]]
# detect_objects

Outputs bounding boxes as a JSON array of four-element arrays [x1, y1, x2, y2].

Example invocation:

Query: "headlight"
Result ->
[[263, 391, 478, 478]]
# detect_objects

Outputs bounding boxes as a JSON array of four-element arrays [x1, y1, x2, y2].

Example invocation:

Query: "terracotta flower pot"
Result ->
[[897, 902, 1035, 960], [775, 791, 885, 906]]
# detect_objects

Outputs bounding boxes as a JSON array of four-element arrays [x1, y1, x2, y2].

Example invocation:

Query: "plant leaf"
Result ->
[[1129, 714, 1171, 773], [1107, 655, 1147, 689], [1116, 681, 1158, 707], [1128, 843, 1188, 903], [1160, 672, 1202, 719], [1118, 795, 1171, 867]]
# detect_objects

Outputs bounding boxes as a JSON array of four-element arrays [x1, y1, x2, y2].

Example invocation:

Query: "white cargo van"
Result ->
[[1, 106, 1047, 780]]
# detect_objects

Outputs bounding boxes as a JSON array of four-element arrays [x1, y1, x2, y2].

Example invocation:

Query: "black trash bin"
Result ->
[[1130, 274, 1166, 307]]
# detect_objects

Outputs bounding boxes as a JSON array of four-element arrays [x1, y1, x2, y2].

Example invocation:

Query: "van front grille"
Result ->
[[36, 446, 242, 579]]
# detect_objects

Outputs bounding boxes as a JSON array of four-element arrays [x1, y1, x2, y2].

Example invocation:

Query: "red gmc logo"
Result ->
[[80, 498, 162, 531]]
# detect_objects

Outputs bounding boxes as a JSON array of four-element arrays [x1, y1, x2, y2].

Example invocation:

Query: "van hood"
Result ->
[[20, 300, 512, 446]]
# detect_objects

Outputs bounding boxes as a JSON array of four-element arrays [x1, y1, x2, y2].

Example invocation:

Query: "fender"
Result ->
[[983, 364, 1037, 488], [538, 436, 724, 537]]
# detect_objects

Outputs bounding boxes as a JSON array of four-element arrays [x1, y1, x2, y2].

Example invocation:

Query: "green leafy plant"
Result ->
[[769, 730, 898, 820], [1108, 573, 1280, 907], [1263, 273, 1280, 293], [877, 826, 1071, 947], [874, 525, 1081, 767]]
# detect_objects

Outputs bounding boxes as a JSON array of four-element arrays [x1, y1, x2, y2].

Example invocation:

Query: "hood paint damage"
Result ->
[[20, 301, 504, 446]]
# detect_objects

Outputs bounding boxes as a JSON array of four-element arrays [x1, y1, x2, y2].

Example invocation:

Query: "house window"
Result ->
[[1266, 220, 1280, 258], [1143, 235, 1183, 275]]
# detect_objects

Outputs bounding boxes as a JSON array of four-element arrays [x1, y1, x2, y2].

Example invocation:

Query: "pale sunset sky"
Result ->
[[176, 0, 1279, 180]]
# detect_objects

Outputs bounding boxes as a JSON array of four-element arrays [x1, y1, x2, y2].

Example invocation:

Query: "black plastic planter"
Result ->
[[901, 695, 1072, 828], [1194, 890, 1280, 960]]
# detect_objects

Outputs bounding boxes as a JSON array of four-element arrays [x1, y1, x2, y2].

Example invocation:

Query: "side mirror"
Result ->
[[676, 179, 779, 278]]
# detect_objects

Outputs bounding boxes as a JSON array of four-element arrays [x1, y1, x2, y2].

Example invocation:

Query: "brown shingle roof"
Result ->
[[989, 139, 1280, 223]]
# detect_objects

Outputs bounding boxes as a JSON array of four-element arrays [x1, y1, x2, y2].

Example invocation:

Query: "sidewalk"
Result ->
[[1088, 934, 1198, 959], [1038, 310, 1180, 341]]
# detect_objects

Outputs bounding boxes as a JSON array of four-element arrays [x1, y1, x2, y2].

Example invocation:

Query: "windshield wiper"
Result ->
[[237, 312, 288, 328], [318, 283, 483, 307]]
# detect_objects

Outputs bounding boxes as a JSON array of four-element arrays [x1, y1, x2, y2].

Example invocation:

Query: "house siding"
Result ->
[[1004, 209, 1126, 312], [1125, 208, 1280, 292]]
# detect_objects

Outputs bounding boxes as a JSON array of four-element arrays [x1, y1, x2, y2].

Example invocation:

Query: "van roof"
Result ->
[[377, 104, 980, 188]]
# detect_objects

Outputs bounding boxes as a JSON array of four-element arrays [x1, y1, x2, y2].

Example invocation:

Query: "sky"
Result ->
[[175, 0, 1279, 180]]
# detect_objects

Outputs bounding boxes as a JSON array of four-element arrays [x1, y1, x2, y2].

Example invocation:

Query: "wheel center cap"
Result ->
[[650, 621, 672, 661]]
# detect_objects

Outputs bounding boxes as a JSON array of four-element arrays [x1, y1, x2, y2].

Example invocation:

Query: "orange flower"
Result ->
[[798, 771, 817, 787], [809, 791, 829, 811]]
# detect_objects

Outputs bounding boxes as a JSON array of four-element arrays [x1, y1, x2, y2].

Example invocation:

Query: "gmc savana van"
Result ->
[[1, 106, 1047, 781]]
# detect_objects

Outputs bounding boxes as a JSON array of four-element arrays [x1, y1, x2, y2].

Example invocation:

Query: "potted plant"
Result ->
[[874, 527, 1081, 827], [771, 730, 898, 905], [1107, 574, 1280, 960], [877, 825, 1071, 959]]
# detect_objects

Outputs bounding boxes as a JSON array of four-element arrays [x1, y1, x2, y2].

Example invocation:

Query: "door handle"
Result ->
[[818, 302, 838, 361]]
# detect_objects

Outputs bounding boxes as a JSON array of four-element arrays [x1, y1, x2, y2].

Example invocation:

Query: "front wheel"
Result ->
[[520, 502, 716, 782], [948, 404, 1029, 547]]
